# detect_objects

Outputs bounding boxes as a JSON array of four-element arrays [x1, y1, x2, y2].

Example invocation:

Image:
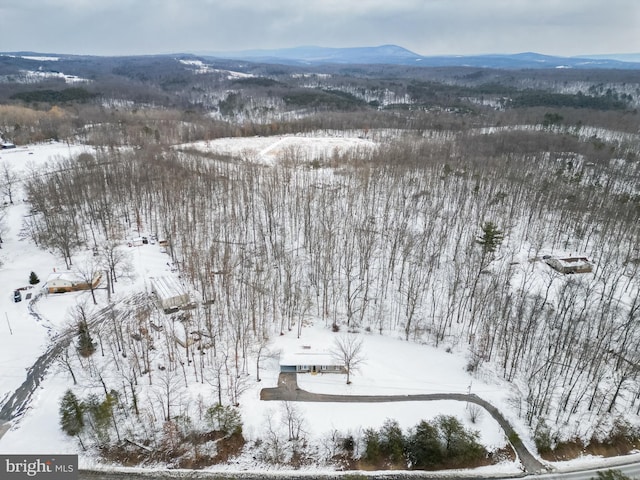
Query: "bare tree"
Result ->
[[254, 336, 271, 382], [99, 240, 134, 292], [261, 409, 286, 464], [282, 401, 306, 441], [332, 334, 365, 384], [155, 367, 184, 422], [56, 347, 78, 385], [75, 257, 104, 305], [0, 161, 19, 204]]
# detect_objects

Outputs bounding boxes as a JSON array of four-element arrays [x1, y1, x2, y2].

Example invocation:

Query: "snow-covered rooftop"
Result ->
[[279, 349, 338, 366], [45, 271, 83, 284], [555, 256, 591, 266], [149, 275, 187, 301]]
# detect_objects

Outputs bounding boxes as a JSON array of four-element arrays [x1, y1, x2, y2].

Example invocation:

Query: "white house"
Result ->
[[279, 347, 345, 374], [45, 270, 102, 293]]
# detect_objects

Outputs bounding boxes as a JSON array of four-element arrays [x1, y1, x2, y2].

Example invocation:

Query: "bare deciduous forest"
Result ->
[[1, 54, 639, 468]]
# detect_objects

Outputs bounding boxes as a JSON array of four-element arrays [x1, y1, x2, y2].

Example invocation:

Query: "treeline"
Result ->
[[283, 88, 369, 110], [360, 417, 486, 470], [510, 91, 631, 110], [10, 87, 98, 104], [60, 388, 244, 467]]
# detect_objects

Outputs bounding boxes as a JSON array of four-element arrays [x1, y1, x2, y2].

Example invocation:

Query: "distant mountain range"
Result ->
[[201, 45, 640, 69]]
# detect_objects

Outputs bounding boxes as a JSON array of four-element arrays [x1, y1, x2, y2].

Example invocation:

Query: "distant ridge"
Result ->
[[202, 44, 423, 65], [3, 46, 640, 70], [200, 45, 640, 70]]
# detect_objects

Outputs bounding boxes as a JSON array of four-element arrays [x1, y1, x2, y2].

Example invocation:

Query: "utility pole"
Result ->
[[5, 312, 12, 335]]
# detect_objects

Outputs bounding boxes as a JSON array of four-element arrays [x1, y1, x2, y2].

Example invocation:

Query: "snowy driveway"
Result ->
[[262, 373, 546, 474]]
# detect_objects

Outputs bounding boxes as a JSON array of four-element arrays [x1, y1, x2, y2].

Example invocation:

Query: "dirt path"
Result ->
[[261, 372, 547, 474]]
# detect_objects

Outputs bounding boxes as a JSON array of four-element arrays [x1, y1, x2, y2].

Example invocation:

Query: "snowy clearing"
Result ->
[[177, 134, 378, 165]]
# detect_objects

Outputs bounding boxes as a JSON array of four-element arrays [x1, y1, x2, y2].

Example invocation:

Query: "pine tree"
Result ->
[[59, 389, 85, 449], [205, 404, 242, 434], [77, 321, 95, 357], [476, 221, 504, 256], [29, 271, 40, 285], [380, 418, 407, 467], [435, 415, 484, 464], [468, 221, 505, 307], [596, 470, 634, 480], [84, 393, 113, 443], [363, 428, 382, 466], [407, 420, 442, 469]]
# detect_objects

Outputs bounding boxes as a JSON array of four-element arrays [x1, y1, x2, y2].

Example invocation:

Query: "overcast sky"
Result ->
[[1, 0, 638, 57]]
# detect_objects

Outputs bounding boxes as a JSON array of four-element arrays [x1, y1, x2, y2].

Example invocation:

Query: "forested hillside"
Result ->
[[1, 54, 639, 468]]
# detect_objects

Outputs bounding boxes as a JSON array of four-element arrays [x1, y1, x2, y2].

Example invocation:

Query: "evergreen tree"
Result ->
[[59, 389, 85, 449], [29, 271, 40, 285], [84, 393, 114, 444], [407, 420, 442, 469], [435, 415, 484, 464], [596, 470, 634, 480], [363, 428, 382, 466], [380, 418, 406, 467], [476, 221, 504, 256], [469, 221, 506, 307], [204, 404, 242, 434], [76, 321, 95, 357]]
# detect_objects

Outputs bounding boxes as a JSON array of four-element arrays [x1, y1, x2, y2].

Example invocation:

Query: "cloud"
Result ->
[[0, 0, 638, 56]]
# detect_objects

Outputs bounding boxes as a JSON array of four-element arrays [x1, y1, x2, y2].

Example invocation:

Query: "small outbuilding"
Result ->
[[544, 256, 593, 274], [150, 276, 190, 312], [279, 347, 345, 374]]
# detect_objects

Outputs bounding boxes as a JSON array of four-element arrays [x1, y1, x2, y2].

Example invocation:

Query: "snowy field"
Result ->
[[0, 139, 634, 475], [177, 133, 378, 165]]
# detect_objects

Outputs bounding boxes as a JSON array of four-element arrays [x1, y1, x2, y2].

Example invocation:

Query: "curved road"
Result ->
[[261, 372, 546, 474]]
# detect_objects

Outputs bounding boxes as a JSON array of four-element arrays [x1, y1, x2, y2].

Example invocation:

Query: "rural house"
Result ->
[[279, 347, 345, 374], [544, 255, 593, 274], [45, 271, 102, 293]]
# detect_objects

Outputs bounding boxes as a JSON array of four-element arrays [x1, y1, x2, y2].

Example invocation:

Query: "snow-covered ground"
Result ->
[[248, 324, 510, 451], [0, 139, 636, 476], [0, 142, 96, 401], [177, 133, 377, 165]]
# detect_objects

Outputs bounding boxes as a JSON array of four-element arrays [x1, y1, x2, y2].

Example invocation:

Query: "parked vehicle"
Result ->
[[13, 290, 22, 302]]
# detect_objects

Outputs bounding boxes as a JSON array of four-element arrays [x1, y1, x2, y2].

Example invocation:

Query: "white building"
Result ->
[[544, 256, 593, 274], [150, 276, 190, 312], [45, 271, 102, 293], [279, 347, 345, 374]]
